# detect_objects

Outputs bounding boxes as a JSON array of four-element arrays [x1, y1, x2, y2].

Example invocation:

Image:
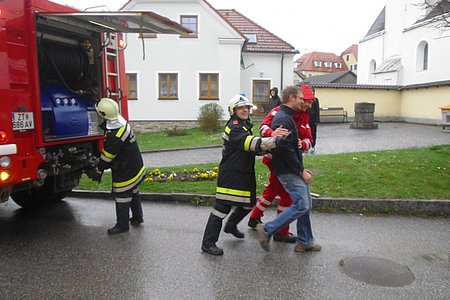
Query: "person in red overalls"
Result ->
[[248, 84, 315, 243]]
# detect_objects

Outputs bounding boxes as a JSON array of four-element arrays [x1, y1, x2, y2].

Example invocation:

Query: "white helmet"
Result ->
[[228, 94, 257, 115], [95, 98, 119, 121]]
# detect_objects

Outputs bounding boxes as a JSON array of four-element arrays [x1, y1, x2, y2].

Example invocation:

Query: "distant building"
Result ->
[[294, 51, 348, 78], [340, 44, 358, 74]]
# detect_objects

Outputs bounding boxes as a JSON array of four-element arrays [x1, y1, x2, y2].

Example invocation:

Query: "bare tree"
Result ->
[[415, 0, 450, 30]]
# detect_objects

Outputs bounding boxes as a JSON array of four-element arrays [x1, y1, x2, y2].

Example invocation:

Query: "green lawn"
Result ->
[[136, 121, 261, 151], [78, 145, 450, 200]]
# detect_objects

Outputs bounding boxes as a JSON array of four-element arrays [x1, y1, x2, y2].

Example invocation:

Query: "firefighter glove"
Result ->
[[275, 131, 291, 148], [92, 167, 103, 183]]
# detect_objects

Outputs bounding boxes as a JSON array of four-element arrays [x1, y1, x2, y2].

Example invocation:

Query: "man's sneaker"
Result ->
[[201, 243, 224, 256], [294, 242, 322, 252], [309, 147, 315, 154], [256, 223, 270, 252], [273, 233, 297, 243], [224, 225, 245, 238], [130, 218, 144, 226], [247, 217, 262, 229]]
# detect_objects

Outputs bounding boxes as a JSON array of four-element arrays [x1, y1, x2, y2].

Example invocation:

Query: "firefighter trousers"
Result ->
[[202, 202, 251, 247]]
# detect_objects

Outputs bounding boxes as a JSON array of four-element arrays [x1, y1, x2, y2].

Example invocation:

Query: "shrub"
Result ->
[[197, 103, 224, 133]]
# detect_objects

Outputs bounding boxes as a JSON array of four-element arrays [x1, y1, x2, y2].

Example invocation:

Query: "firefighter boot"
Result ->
[[108, 202, 130, 235], [224, 207, 250, 239], [130, 192, 144, 226], [201, 214, 224, 255]]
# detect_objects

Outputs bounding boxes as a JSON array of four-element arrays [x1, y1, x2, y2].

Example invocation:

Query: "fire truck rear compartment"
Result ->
[[36, 16, 103, 141]]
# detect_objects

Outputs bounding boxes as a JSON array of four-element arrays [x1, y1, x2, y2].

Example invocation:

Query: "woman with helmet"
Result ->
[[201, 94, 290, 255], [93, 98, 146, 235]]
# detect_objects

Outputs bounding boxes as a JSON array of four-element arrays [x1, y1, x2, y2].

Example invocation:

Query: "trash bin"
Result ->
[[350, 102, 378, 129], [439, 104, 450, 131]]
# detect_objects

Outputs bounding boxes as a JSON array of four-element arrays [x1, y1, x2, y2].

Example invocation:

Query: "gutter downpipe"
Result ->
[[280, 53, 285, 89]]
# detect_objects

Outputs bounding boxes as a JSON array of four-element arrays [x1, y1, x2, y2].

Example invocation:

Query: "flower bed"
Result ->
[[144, 167, 218, 183]]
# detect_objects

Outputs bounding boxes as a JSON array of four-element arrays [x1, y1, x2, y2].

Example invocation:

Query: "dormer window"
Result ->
[[244, 33, 257, 44], [313, 60, 322, 67], [324, 61, 332, 68], [334, 62, 342, 69]]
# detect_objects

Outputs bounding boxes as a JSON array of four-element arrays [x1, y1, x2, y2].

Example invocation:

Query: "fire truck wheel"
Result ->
[[11, 177, 71, 209]]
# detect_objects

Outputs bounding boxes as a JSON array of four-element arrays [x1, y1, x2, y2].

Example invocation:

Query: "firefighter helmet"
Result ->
[[95, 98, 120, 121], [228, 94, 256, 115]]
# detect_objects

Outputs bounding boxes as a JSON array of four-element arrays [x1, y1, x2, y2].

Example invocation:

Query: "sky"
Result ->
[[50, 0, 387, 56]]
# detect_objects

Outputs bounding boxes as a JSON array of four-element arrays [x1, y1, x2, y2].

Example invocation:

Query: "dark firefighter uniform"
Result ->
[[97, 119, 146, 234]]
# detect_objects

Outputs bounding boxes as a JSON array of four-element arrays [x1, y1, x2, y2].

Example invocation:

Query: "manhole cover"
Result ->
[[339, 256, 415, 287]]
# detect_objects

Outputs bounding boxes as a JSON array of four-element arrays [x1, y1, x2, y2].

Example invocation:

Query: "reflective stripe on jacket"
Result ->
[[98, 122, 145, 193], [216, 116, 258, 207]]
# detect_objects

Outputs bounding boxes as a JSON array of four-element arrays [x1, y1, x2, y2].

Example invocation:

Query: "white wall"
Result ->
[[240, 52, 295, 97], [122, 0, 243, 121], [358, 0, 450, 86]]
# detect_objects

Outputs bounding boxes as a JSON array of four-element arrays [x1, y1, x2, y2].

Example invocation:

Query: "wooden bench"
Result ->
[[319, 107, 348, 122]]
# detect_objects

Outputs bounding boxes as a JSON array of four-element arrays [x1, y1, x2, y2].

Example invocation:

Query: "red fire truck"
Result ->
[[0, 0, 187, 208]]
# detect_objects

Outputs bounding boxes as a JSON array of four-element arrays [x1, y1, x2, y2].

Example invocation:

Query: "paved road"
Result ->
[[142, 122, 449, 168], [0, 197, 448, 299]]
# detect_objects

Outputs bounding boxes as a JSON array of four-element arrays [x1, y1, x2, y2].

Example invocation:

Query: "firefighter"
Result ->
[[201, 94, 290, 255], [92, 98, 145, 235]]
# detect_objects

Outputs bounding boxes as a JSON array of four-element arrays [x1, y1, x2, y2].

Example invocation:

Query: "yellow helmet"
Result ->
[[228, 94, 256, 115], [95, 98, 119, 121]]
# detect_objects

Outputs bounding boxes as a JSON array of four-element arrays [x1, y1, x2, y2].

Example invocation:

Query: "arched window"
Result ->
[[416, 41, 429, 71], [369, 59, 377, 74]]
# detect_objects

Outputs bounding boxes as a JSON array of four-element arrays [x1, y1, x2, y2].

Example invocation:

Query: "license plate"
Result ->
[[12, 112, 35, 131]]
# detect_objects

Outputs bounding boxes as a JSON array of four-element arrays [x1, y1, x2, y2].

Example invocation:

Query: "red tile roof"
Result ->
[[341, 44, 358, 59], [295, 52, 348, 73], [218, 9, 297, 54]]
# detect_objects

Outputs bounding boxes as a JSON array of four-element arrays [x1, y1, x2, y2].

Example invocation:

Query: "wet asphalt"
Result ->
[[1, 122, 449, 299], [141, 122, 450, 168], [0, 198, 449, 299]]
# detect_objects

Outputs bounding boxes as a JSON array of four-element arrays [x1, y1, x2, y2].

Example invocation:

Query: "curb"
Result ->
[[70, 190, 450, 217]]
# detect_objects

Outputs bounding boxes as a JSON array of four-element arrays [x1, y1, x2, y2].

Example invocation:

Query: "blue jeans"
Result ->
[[264, 173, 314, 245]]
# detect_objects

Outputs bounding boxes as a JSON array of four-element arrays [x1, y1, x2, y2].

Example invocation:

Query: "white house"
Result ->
[[358, 0, 450, 86], [120, 0, 297, 121]]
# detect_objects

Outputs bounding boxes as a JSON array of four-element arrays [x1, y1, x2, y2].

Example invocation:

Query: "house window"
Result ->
[[416, 41, 429, 71], [313, 60, 322, 67], [244, 33, 257, 43], [353, 64, 358, 70], [369, 59, 377, 74], [180, 15, 198, 38], [346, 54, 350, 61], [334, 62, 342, 69], [324, 61, 332, 68], [158, 73, 178, 99], [126, 73, 138, 100], [199, 73, 219, 100]]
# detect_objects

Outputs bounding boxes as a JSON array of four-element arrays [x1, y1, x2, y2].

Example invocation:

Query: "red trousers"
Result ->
[[250, 156, 292, 235]]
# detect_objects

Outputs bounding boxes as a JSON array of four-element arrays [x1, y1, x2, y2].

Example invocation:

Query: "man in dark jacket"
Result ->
[[201, 94, 289, 255], [256, 86, 321, 253], [308, 87, 320, 153], [93, 98, 145, 235]]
